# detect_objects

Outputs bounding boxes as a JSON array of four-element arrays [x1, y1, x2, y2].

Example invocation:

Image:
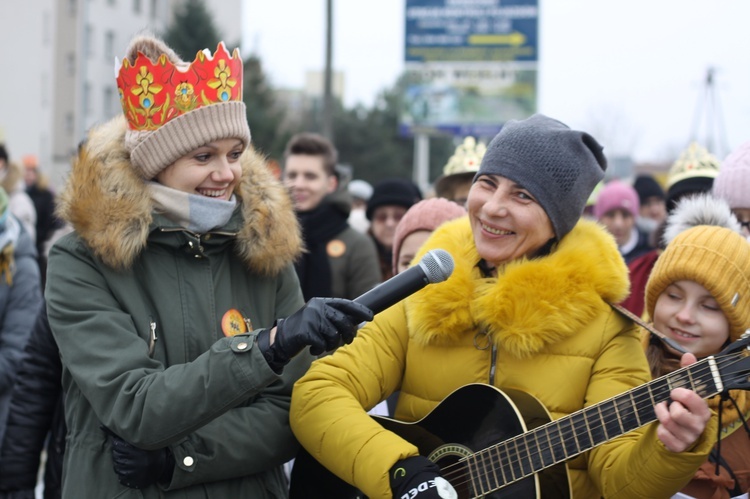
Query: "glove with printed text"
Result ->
[[390, 456, 458, 499], [256, 297, 373, 372]]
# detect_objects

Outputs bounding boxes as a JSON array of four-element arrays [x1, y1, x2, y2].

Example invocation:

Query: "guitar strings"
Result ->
[[432, 352, 748, 495], [437, 352, 746, 492]]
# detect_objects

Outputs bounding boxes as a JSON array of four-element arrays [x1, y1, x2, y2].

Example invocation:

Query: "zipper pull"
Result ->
[[148, 317, 157, 357]]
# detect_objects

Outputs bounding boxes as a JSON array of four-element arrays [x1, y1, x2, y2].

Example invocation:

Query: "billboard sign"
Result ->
[[401, 0, 538, 137]]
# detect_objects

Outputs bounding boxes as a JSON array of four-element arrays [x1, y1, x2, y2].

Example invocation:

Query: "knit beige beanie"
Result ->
[[117, 34, 251, 179]]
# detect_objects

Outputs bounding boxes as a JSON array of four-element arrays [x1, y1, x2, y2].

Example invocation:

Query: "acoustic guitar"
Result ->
[[290, 334, 750, 498]]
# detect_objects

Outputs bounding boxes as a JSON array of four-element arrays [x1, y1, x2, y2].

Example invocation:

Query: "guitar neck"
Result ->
[[466, 355, 723, 493]]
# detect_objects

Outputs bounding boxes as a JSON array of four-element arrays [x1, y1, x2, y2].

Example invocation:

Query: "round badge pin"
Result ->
[[221, 309, 248, 337], [327, 240, 346, 258]]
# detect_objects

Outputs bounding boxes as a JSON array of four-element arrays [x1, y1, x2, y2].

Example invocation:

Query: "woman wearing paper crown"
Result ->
[[44, 34, 371, 498], [642, 194, 750, 498], [291, 114, 717, 499]]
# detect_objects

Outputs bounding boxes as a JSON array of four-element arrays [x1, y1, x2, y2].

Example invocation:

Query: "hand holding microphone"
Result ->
[[257, 298, 373, 372], [257, 249, 454, 372]]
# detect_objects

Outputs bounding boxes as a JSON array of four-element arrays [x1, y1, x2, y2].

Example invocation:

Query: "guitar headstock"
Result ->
[[716, 331, 750, 391]]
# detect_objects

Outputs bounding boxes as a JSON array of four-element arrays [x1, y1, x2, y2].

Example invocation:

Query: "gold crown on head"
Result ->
[[116, 42, 243, 131], [443, 136, 487, 176], [667, 141, 720, 189]]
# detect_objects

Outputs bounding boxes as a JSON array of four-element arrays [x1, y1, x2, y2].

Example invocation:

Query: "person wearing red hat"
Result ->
[[44, 33, 371, 498]]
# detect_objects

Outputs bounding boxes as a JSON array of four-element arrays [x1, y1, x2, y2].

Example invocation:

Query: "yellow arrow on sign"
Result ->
[[469, 32, 526, 46]]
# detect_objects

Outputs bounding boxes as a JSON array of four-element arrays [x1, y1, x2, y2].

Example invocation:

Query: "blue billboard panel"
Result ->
[[405, 0, 539, 63]]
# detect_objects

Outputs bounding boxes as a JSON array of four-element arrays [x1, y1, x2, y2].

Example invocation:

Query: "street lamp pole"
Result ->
[[322, 0, 334, 140]]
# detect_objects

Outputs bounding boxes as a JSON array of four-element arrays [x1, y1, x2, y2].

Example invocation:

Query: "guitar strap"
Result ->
[[609, 303, 688, 354]]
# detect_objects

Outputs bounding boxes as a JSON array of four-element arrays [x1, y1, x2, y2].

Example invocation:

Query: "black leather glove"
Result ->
[[101, 426, 174, 489], [390, 456, 457, 499], [257, 297, 373, 372]]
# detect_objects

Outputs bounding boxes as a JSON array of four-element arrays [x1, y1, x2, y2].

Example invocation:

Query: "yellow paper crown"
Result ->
[[667, 142, 720, 189], [116, 42, 243, 131], [443, 137, 487, 176]]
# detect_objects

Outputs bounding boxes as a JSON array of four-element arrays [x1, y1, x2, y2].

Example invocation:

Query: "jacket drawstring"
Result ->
[[714, 393, 726, 476], [711, 392, 749, 497]]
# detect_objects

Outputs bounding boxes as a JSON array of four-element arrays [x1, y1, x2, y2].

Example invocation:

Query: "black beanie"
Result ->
[[366, 178, 423, 221], [633, 175, 665, 205], [666, 177, 715, 213]]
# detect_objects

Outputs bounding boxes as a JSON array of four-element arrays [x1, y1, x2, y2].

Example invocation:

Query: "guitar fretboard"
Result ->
[[465, 356, 720, 495]]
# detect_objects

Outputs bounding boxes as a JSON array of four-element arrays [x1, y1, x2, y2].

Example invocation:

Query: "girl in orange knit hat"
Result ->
[[643, 194, 750, 498]]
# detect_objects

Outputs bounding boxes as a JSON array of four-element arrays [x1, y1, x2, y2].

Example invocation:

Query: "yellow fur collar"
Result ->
[[406, 217, 629, 358], [57, 116, 302, 275]]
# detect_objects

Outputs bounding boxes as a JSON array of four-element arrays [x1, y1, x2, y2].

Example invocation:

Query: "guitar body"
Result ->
[[290, 384, 572, 499], [291, 338, 750, 498]]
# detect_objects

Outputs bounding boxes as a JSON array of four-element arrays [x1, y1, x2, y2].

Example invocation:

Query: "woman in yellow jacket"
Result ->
[[291, 114, 717, 499]]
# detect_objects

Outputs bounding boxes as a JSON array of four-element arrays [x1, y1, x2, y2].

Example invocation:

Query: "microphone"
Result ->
[[354, 249, 454, 315]]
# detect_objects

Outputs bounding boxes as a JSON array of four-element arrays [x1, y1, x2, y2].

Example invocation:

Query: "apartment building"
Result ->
[[0, 0, 240, 188]]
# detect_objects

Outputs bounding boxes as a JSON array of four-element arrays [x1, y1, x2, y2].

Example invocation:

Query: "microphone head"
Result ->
[[418, 249, 454, 284]]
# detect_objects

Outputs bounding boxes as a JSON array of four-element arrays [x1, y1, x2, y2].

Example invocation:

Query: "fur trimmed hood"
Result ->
[[57, 115, 302, 275], [406, 217, 630, 358]]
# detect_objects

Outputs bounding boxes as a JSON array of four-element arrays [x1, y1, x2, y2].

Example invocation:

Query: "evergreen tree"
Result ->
[[163, 0, 221, 61], [332, 79, 454, 186], [243, 55, 290, 159]]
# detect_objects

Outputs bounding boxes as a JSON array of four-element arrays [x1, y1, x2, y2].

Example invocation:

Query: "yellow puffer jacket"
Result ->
[[291, 217, 716, 498]]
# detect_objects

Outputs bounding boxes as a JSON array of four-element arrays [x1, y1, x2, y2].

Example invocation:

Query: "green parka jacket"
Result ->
[[45, 116, 310, 498], [291, 217, 717, 498]]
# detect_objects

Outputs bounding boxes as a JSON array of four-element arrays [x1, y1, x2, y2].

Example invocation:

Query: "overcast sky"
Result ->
[[243, 0, 750, 163]]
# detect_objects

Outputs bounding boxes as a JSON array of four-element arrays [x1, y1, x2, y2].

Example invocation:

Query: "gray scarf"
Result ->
[[148, 182, 237, 233]]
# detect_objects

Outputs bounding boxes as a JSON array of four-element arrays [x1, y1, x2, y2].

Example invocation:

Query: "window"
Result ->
[[105, 31, 115, 61], [42, 73, 49, 107], [84, 25, 94, 58], [43, 12, 51, 44], [66, 53, 76, 76], [65, 113, 75, 135], [104, 86, 116, 118], [69, 0, 76, 15], [150, 0, 159, 19], [83, 82, 91, 116], [133, 0, 141, 13]]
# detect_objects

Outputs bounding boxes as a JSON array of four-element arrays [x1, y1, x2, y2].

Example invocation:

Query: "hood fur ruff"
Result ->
[[406, 217, 629, 358], [57, 115, 302, 275]]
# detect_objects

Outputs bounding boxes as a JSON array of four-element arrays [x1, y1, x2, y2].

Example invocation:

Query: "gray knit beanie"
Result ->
[[118, 34, 251, 179], [474, 114, 607, 239]]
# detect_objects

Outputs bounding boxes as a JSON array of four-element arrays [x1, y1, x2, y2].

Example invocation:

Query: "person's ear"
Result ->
[[327, 175, 338, 194]]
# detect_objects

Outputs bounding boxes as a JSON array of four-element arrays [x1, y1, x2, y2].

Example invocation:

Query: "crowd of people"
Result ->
[[0, 32, 748, 499]]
